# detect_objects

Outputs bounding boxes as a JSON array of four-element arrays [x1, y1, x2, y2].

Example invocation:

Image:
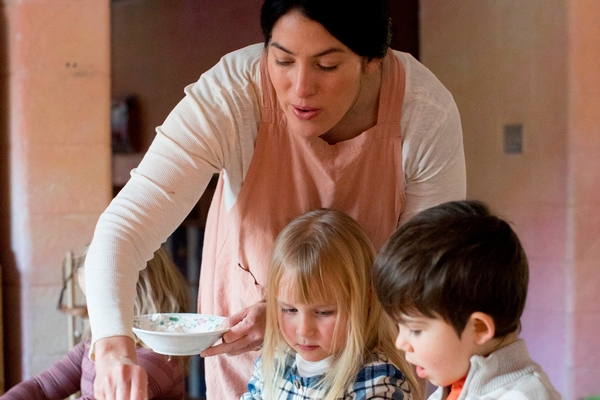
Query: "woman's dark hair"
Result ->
[[373, 200, 529, 338], [260, 0, 392, 60]]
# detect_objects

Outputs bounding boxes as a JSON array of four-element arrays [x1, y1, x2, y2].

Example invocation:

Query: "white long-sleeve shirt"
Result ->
[[85, 43, 466, 350]]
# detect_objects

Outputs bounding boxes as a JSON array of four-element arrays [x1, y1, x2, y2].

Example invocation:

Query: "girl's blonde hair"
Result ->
[[262, 209, 419, 400], [133, 246, 190, 319], [77, 245, 190, 346]]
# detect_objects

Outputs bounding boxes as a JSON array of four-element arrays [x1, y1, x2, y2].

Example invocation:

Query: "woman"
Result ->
[[86, 0, 466, 399]]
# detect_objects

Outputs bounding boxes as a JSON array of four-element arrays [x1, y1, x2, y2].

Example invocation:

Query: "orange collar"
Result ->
[[446, 377, 466, 400]]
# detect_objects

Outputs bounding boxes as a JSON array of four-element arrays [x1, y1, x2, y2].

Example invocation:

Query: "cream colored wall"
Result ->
[[421, 1, 600, 399], [1, 0, 111, 387]]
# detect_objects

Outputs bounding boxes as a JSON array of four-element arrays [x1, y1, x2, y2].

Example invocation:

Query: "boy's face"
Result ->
[[395, 313, 478, 387]]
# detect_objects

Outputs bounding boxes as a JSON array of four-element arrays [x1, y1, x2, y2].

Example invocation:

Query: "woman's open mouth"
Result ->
[[291, 105, 321, 121]]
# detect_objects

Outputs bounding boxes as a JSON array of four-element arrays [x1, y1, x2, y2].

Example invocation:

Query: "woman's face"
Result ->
[[267, 10, 367, 138]]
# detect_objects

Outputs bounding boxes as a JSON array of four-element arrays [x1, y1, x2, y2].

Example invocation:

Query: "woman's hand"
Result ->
[[94, 336, 148, 400], [201, 301, 267, 357]]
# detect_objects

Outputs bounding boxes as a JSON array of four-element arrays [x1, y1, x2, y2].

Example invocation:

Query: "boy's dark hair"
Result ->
[[260, 0, 392, 60], [373, 200, 529, 338]]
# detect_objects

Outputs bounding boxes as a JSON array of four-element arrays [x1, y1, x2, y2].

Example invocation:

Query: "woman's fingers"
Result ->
[[95, 359, 148, 400], [201, 301, 266, 357], [94, 336, 148, 400]]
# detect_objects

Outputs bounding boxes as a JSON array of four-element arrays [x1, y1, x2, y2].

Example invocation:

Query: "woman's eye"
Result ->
[[409, 330, 422, 336], [275, 59, 293, 67], [318, 65, 338, 72]]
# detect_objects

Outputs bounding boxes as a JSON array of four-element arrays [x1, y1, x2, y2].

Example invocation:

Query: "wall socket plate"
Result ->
[[504, 124, 523, 154]]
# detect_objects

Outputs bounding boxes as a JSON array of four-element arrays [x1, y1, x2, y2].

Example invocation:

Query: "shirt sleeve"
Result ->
[[1, 342, 85, 400], [84, 44, 262, 354], [349, 361, 409, 399], [240, 357, 264, 400], [397, 51, 467, 225]]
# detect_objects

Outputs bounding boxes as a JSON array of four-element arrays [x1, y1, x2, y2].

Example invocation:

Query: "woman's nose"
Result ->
[[294, 66, 316, 98]]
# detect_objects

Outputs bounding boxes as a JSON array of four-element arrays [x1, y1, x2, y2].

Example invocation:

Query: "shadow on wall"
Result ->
[[0, 8, 23, 390]]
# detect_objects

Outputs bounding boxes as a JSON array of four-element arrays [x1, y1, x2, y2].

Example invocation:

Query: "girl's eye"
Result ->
[[317, 310, 335, 316], [409, 330, 422, 336], [281, 307, 297, 314]]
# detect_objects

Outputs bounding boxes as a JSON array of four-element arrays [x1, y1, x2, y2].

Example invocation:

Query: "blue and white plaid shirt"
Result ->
[[240, 351, 411, 399]]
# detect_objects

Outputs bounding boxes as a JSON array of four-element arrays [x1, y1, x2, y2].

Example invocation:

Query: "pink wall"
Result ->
[[111, 0, 263, 150], [421, 1, 600, 398], [1, 0, 111, 386], [567, 1, 600, 396]]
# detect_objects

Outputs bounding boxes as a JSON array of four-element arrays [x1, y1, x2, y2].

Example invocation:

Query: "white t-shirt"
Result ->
[[85, 43, 466, 348]]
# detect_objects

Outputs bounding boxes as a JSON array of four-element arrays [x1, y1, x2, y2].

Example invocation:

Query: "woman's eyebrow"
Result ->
[[270, 42, 345, 58]]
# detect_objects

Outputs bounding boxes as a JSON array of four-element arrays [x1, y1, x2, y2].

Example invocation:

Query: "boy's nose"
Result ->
[[395, 329, 412, 352]]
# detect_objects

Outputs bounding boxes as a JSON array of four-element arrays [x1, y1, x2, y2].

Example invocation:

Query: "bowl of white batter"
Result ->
[[133, 313, 229, 356]]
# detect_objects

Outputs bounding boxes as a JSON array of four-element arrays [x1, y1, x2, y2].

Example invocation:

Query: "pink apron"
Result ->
[[199, 50, 406, 399]]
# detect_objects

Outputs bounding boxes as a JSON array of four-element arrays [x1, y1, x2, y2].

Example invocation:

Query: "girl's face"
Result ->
[[277, 282, 347, 362], [267, 10, 369, 138]]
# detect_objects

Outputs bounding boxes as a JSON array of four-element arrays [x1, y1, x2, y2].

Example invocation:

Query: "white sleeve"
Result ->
[[398, 52, 466, 225], [85, 45, 262, 353]]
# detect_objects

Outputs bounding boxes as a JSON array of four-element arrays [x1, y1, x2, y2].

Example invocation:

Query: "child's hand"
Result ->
[[201, 301, 266, 357], [94, 336, 148, 400]]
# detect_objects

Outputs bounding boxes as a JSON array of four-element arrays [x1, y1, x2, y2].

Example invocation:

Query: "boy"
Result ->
[[373, 200, 561, 400]]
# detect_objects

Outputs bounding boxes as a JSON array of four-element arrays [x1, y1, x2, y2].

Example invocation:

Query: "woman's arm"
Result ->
[[85, 44, 263, 400], [1, 342, 85, 400], [400, 98, 466, 225]]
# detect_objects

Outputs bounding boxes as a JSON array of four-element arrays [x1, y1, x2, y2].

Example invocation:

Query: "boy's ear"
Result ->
[[469, 312, 496, 345]]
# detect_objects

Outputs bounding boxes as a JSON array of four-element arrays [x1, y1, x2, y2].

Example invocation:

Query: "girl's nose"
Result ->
[[294, 66, 316, 98], [296, 315, 315, 336]]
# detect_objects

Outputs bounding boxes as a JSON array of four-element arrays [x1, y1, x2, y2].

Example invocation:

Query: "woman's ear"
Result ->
[[362, 57, 382, 74], [469, 312, 496, 345]]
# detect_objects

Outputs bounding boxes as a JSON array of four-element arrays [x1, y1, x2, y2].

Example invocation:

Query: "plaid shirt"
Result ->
[[241, 352, 410, 400]]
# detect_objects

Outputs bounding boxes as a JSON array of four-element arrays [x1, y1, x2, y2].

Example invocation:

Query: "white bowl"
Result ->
[[132, 313, 229, 356]]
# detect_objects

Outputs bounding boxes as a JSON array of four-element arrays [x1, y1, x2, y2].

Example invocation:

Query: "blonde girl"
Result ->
[[241, 209, 419, 400], [2, 246, 190, 400]]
